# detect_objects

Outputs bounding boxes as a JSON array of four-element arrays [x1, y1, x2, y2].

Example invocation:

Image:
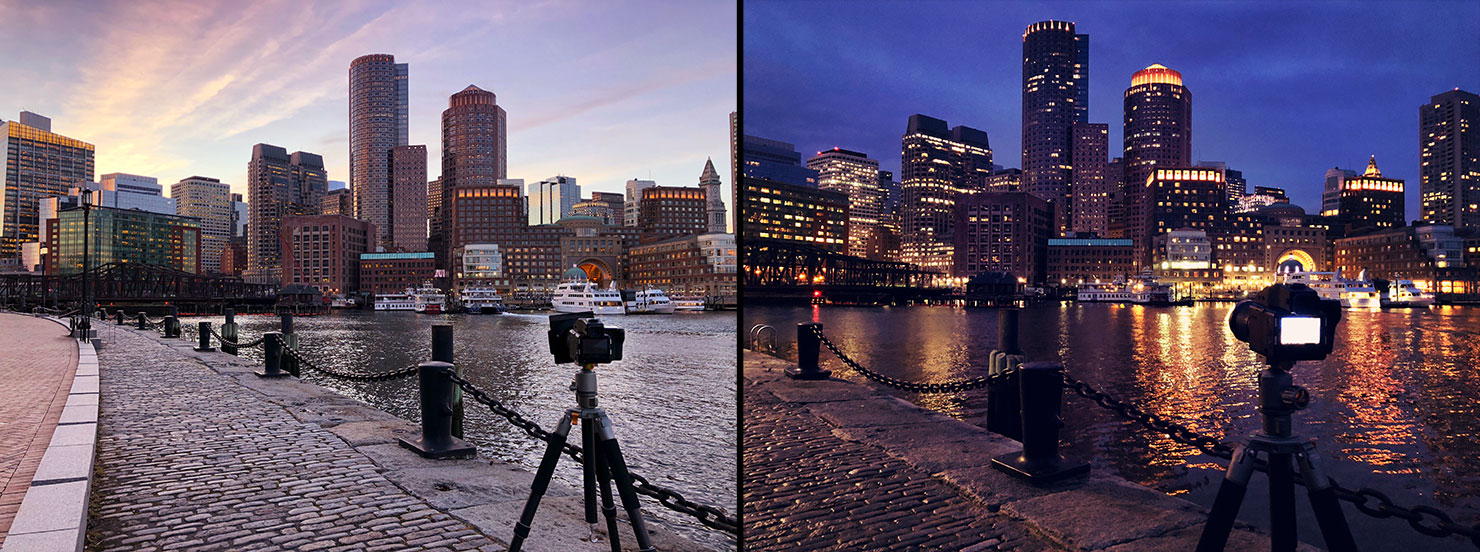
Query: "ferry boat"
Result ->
[[1281, 271, 1380, 308], [411, 283, 446, 314], [621, 288, 675, 314], [329, 295, 357, 309], [551, 275, 625, 315], [670, 295, 707, 312], [1382, 279, 1435, 308], [1075, 274, 1177, 305], [373, 292, 415, 311], [459, 286, 505, 314]]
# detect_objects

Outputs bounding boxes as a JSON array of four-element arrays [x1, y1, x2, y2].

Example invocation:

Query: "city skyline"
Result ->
[[0, 0, 737, 208], [742, 1, 1479, 223]]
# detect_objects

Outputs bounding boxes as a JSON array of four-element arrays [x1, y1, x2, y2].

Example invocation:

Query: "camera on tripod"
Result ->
[[1228, 283, 1341, 364], [548, 312, 625, 365]]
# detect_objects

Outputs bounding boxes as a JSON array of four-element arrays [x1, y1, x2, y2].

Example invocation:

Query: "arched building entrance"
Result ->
[[1274, 249, 1317, 274], [574, 258, 616, 287]]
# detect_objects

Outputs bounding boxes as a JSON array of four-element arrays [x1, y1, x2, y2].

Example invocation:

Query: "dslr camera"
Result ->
[[1228, 283, 1341, 364], [548, 312, 625, 365]]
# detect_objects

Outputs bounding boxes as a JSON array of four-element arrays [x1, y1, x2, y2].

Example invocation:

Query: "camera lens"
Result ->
[[1228, 301, 1254, 343]]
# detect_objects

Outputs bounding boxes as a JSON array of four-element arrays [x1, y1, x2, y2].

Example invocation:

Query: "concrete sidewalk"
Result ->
[[743, 350, 1311, 551], [0, 313, 80, 548]]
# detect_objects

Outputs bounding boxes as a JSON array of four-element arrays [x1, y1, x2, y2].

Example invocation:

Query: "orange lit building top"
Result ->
[[1131, 64, 1184, 87]]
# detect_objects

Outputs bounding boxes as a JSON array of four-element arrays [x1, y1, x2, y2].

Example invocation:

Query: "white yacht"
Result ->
[[670, 295, 706, 312], [1281, 271, 1380, 308], [374, 292, 415, 311], [552, 268, 625, 315], [411, 283, 446, 314], [1383, 279, 1435, 308], [1075, 274, 1177, 305], [459, 286, 505, 314], [622, 288, 676, 314]]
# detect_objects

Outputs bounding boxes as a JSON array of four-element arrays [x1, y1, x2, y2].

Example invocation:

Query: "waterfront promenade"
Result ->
[[0, 314, 79, 547], [743, 350, 1312, 551], [78, 320, 702, 550]]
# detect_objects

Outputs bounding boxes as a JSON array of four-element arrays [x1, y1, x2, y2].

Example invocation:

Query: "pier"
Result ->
[[0, 310, 728, 551]]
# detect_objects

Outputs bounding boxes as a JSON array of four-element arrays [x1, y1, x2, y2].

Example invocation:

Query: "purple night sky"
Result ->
[[742, 0, 1480, 222]]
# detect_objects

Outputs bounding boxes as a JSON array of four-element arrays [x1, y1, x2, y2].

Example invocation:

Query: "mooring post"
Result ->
[[430, 324, 463, 439], [785, 322, 832, 380], [136, 312, 147, 330], [279, 312, 298, 377], [991, 361, 1089, 484], [222, 308, 238, 356], [115, 310, 124, 325], [195, 321, 215, 352], [256, 331, 290, 378], [988, 309, 1025, 440], [398, 361, 477, 458], [163, 314, 179, 338]]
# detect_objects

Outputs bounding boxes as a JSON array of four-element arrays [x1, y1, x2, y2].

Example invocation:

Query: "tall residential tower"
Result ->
[[899, 114, 992, 274], [1022, 21, 1088, 223], [807, 148, 881, 257], [1420, 89, 1479, 230], [349, 54, 409, 249]]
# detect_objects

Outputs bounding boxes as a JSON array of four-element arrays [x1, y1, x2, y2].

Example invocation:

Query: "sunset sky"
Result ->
[[0, 0, 736, 215]]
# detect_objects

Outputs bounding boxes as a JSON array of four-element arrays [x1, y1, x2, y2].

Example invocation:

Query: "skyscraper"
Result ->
[[701, 158, 727, 233], [899, 114, 992, 274], [1022, 20, 1088, 218], [1322, 167, 1358, 216], [740, 135, 817, 187], [1070, 122, 1110, 235], [1338, 156, 1405, 231], [624, 179, 656, 228], [0, 112, 95, 259], [1123, 64, 1192, 188], [730, 111, 738, 233], [1419, 89, 1479, 229], [388, 145, 428, 251], [171, 176, 233, 273], [349, 54, 409, 250], [243, 144, 326, 284], [435, 85, 506, 267], [526, 176, 580, 226], [807, 148, 881, 257]]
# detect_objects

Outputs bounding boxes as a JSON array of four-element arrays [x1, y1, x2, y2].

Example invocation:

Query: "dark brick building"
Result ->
[[953, 192, 1053, 284]]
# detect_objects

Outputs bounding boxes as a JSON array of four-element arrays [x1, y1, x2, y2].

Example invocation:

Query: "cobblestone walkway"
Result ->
[[89, 322, 501, 551], [743, 376, 1047, 551], [0, 313, 78, 547]]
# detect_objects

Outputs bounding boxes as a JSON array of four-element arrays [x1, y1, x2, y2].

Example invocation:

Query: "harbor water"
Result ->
[[190, 309, 737, 549], [745, 302, 1480, 551]]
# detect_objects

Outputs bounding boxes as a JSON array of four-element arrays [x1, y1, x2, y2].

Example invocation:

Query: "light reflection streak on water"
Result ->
[[744, 303, 1480, 551]]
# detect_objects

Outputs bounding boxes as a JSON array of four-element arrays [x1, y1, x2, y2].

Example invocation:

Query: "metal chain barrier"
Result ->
[[812, 325, 1012, 393], [445, 370, 739, 536], [1058, 372, 1236, 459], [270, 334, 420, 382], [207, 326, 266, 348]]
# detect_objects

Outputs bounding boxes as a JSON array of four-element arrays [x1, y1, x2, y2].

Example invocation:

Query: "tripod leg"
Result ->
[[596, 441, 622, 552], [1197, 444, 1256, 552], [509, 413, 573, 552], [582, 416, 599, 537], [1269, 452, 1298, 552], [596, 413, 656, 552], [1297, 446, 1358, 552]]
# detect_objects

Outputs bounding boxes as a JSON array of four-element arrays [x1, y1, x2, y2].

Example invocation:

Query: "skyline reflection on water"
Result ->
[[746, 303, 1480, 551]]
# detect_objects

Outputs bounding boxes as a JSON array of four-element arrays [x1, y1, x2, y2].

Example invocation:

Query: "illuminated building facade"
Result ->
[[244, 144, 327, 284], [170, 176, 233, 273], [281, 215, 373, 296], [742, 176, 848, 253], [953, 191, 1053, 283], [807, 148, 882, 257], [1046, 237, 1134, 286], [638, 186, 708, 239], [321, 188, 353, 216], [1196, 161, 1245, 204], [0, 113, 95, 260], [1337, 156, 1405, 231], [349, 54, 409, 250], [1021, 20, 1088, 215], [985, 168, 1022, 192], [571, 191, 624, 226], [1322, 167, 1358, 216], [1420, 89, 1479, 230], [45, 205, 200, 275], [624, 179, 656, 228], [1070, 122, 1110, 235], [1138, 167, 1225, 267], [448, 184, 524, 282], [1335, 225, 1477, 300], [359, 251, 438, 295], [388, 145, 428, 251], [435, 85, 507, 267], [900, 114, 993, 273], [1123, 64, 1191, 242], [628, 232, 736, 300]]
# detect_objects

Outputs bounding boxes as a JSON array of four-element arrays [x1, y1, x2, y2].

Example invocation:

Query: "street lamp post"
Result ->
[[78, 188, 92, 341]]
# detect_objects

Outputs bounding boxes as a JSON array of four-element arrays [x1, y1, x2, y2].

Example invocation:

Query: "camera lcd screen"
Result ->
[[1280, 316, 1322, 345]]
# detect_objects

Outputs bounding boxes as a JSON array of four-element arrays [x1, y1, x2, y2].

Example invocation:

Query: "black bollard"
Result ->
[[398, 361, 477, 458], [194, 321, 215, 352], [988, 309, 1024, 440], [255, 331, 290, 378], [991, 362, 1090, 484], [136, 312, 147, 330], [163, 315, 179, 338], [430, 324, 464, 439], [279, 313, 298, 376], [115, 310, 124, 325], [785, 323, 832, 380], [222, 308, 238, 356]]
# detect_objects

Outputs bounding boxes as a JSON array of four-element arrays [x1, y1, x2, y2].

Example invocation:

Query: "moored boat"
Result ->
[[1382, 279, 1435, 308], [459, 286, 505, 314], [622, 288, 676, 314]]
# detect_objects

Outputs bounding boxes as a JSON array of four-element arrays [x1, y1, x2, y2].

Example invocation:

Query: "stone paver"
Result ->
[[0, 314, 78, 547], [88, 321, 502, 551]]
